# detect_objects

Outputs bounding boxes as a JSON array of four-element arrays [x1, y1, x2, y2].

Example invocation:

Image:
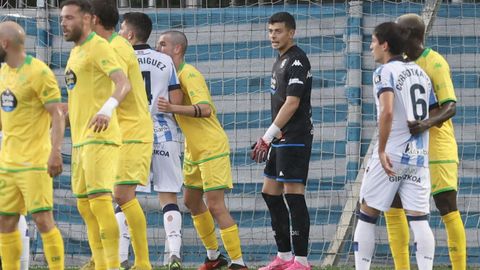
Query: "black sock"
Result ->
[[285, 193, 310, 257], [262, 192, 291, 252]]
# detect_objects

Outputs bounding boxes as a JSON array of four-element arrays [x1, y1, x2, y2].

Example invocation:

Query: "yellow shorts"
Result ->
[[430, 162, 458, 195], [183, 154, 233, 192], [0, 169, 53, 215], [116, 142, 152, 186], [72, 144, 119, 198]]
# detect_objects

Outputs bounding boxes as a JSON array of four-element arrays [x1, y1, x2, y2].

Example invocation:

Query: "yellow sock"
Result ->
[[442, 210, 466, 270], [220, 224, 242, 260], [90, 195, 120, 269], [77, 198, 108, 270], [0, 230, 22, 270], [385, 208, 410, 270], [40, 227, 64, 270], [192, 211, 218, 251], [120, 198, 151, 270]]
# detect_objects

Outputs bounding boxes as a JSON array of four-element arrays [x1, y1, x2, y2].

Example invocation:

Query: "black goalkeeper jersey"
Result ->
[[270, 45, 313, 141]]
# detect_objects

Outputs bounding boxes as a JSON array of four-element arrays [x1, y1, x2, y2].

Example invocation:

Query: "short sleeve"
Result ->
[[373, 65, 394, 97], [36, 66, 62, 105], [181, 68, 211, 105], [168, 62, 181, 91], [286, 57, 309, 97], [430, 56, 456, 105], [428, 83, 439, 109], [92, 39, 122, 76]]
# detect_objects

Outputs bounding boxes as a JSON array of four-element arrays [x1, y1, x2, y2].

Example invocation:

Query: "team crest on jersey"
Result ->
[[65, 69, 77, 90], [1, 89, 17, 112], [270, 73, 277, 94]]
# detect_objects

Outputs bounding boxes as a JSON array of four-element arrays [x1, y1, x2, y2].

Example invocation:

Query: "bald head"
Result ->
[[0, 21, 26, 47], [396, 13, 425, 44], [162, 30, 188, 55]]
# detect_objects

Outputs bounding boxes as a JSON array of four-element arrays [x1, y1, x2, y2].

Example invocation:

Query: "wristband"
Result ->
[[262, 123, 281, 143], [97, 97, 119, 118]]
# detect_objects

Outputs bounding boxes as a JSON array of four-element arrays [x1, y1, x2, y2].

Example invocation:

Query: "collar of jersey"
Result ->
[[133, 44, 151, 50], [13, 54, 33, 71], [108, 32, 118, 43], [178, 61, 186, 73], [387, 55, 404, 63], [420, 47, 431, 58], [80, 32, 95, 46]]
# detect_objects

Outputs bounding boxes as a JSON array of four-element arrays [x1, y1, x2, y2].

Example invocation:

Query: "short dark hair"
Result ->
[[91, 0, 119, 30], [373, 22, 407, 56], [268, 12, 296, 30], [397, 13, 425, 44], [122, 12, 152, 43], [60, 0, 92, 14]]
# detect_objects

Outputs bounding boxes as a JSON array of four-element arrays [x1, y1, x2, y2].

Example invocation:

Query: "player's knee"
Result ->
[[357, 209, 379, 224], [0, 215, 20, 233], [31, 211, 55, 233], [205, 200, 227, 218], [433, 191, 458, 216]]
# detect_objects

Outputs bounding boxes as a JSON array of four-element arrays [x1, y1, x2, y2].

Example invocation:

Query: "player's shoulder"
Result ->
[[180, 63, 203, 80], [285, 45, 310, 67], [28, 56, 54, 77]]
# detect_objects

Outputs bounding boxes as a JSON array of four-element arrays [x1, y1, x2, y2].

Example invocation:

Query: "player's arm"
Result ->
[[89, 69, 132, 132], [378, 90, 395, 176], [408, 101, 454, 135], [169, 88, 183, 105], [167, 62, 183, 105], [45, 102, 66, 177]]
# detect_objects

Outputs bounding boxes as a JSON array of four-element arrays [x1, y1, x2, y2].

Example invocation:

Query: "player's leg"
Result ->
[[278, 140, 312, 270], [260, 145, 293, 270], [17, 215, 30, 270], [354, 159, 400, 270], [114, 143, 152, 270], [73, 147, 107, 270], [201, 156, 246, 270], [431, 163, 465, 269], [85, 145, 121, 270], [399, 166, 434, 270], [114, 205, 130, 268], [26, 170, 64, 270], [385, 194, 410, 270], [153, 141, 184, 269]]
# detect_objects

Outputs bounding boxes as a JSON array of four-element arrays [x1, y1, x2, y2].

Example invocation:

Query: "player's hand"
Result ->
[[88, 114, 110, 133], [47, 151, 63, 177], [407, 120, 429, 136], [378, 151, 395, 177], [251, 137, 270, 163], [157, 97, 172, 113]]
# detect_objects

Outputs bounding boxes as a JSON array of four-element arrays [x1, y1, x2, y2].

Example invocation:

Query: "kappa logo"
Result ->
[[292, 60, 302, 67], [279, 171, 284, 177]]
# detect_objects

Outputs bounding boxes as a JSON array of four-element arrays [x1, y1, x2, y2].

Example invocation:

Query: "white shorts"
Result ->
[[149, 141, 183, 193], [359, 158, 430, 213]]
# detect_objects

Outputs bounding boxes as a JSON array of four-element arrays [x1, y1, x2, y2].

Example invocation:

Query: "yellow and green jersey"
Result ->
[[176, 62, 230, 163], [415, 48, 458, 164], [0, 55, 61, 169], [109, 33, 153, 143], [65, 32, 122, 147]]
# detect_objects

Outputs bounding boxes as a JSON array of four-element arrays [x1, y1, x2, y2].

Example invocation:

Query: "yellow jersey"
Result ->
[[65, 32, 122, 147], [175, 62, 230, 163], [415, 48, 458, 163], [0, 55, 61, 170], [108, 33, 153, 143]]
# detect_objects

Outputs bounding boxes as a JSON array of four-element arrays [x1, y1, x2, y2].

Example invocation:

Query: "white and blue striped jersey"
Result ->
[[372, 58, 437, 167], [133, 44, 181, 143]]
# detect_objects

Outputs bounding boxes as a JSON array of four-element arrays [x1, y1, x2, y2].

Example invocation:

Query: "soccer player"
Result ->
[[119, 12, 184, 270], [353, 22, 436, 270], [90, 1, 154, 270], [60, 1, 131, 269], [156, 31, 248, 270], [251, 12, 313, 270], [384, 13, 465, 270], [0, 21, 65, 270]]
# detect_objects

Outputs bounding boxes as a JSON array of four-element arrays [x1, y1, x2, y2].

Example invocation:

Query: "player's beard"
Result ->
[[64, 24, 83, 43], [0, 47, 6, 63]]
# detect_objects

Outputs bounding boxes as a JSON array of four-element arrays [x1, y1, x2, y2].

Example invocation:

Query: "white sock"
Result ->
[[18, 215, 30, 270], [277, 251, 293, 261], [164, 207, 182, 258], [231, 257, 245, 266], [409, 219, 435, 270], [294, 256, 308, 266], [207, 249, 220, 260], [353, 219, 376, 270], [116, 210, 130, 262]]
